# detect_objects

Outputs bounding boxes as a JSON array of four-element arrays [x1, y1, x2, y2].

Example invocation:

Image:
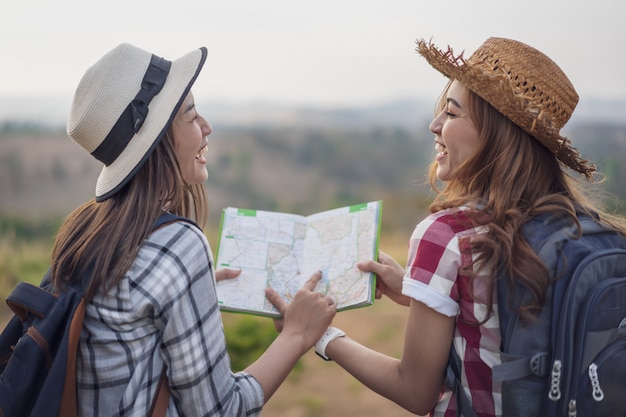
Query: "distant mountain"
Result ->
[[569, 98, 626, 125], [0, 95, 72, 126], [1, 95, 624, 129]]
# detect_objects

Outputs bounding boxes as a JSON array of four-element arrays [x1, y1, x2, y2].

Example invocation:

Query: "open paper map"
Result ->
[[214, 201, 382, 317]]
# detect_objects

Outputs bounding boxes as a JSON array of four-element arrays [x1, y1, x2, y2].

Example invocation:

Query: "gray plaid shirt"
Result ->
[[77, 221, 264, 416]]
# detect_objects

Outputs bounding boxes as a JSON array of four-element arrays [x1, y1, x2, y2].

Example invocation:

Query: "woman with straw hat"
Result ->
[[267, 37, 626, 416], [53, 43, 336, 416]]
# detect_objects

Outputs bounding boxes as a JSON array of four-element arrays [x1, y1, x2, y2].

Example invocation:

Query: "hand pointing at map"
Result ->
[[265, 271, 337, 335], [243, 270, 336, 400]]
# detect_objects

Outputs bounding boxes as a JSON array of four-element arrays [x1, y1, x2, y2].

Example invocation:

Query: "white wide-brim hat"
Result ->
[[67, 43, 207, 201]]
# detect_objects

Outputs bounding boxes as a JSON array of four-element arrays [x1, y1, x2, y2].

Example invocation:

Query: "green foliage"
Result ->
[[0, 216, 59, 243], [222, 314, 299, 373], [0, 237, 50, 299], [0, 217, 59, 298]]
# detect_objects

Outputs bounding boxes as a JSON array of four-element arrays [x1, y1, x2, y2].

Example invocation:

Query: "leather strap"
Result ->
[[59, 297, 86, 417]]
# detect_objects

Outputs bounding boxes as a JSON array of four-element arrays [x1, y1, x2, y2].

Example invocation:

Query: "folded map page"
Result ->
[[214, 201, 382, 317]]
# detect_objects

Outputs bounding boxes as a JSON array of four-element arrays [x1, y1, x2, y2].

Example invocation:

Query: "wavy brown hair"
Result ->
[[428, 81, 626, 322], [51, 129, 209, 301]]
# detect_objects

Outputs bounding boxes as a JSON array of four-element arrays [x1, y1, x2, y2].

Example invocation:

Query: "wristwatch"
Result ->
[[315, 327, 346, 361]]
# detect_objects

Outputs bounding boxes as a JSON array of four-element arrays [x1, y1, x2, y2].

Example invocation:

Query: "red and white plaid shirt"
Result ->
[[402, 208, 502, 417]]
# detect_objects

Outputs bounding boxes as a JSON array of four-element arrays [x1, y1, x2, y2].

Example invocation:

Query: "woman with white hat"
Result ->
[[272, 37, 626, 416], [53, 43, 336, 416]]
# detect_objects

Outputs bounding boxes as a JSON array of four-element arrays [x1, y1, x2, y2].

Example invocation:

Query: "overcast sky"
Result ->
[[1, 0, 624, 114]]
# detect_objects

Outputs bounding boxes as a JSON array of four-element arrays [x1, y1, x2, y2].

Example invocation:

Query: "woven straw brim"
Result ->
[[93, 48, 206, 200], [416, 38, 595, 179]]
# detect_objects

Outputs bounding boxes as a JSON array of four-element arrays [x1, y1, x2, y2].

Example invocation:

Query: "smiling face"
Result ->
[[170, 92, 212, 185], [429, 80, 480, 182]]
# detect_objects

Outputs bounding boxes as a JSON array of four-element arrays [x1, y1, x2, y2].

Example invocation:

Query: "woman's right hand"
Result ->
[[265, 271, 336, 350], [358, 250, 410, 306]]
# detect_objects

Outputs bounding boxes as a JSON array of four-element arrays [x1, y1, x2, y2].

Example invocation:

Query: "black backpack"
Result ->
[[447, 215, 626, 417], [0, 212, 194, 417]]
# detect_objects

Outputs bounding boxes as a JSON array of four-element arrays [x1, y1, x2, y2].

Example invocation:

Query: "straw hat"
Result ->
[[67, 43, 207, 201], [416, 37, 595, 179]]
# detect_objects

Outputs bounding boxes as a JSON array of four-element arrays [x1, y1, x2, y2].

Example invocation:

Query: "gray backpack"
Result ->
[[446, 216, 626, 417]]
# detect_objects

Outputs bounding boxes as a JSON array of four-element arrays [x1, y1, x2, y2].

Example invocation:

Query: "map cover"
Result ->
[[214, 201, 382, 317]]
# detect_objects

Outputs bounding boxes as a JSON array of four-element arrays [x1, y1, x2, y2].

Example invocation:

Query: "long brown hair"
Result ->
[[51, 129, 209, 301], [429, 81, 626, 322]]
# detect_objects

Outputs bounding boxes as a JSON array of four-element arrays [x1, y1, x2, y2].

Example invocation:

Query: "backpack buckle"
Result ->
[[529, 352, 550, 376]]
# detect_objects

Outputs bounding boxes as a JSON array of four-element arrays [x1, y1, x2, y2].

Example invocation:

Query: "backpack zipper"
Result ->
[[550, 253, 600, 414], [588, 363, 603, 401], [567, 399, 576, 417], [553, 257, 626, 416], [548, 359, 562, 400]]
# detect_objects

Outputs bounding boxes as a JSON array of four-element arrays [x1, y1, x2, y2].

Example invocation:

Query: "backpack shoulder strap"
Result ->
[[153, 212, 199, 231], [533, 217, 609, 275], [446, 345, 480, 417]]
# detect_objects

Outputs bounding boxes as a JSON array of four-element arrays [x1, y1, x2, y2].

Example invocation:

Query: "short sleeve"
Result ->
[[401, 211, 463, 317]]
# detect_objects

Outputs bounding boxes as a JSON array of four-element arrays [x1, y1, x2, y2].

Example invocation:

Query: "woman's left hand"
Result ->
[[215, 267, 241, 282]]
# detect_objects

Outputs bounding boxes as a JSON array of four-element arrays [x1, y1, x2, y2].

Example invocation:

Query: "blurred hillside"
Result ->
[[2, 96, 626, 128], [1, 100, 625, 233], [0, 121, 438, 241]]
